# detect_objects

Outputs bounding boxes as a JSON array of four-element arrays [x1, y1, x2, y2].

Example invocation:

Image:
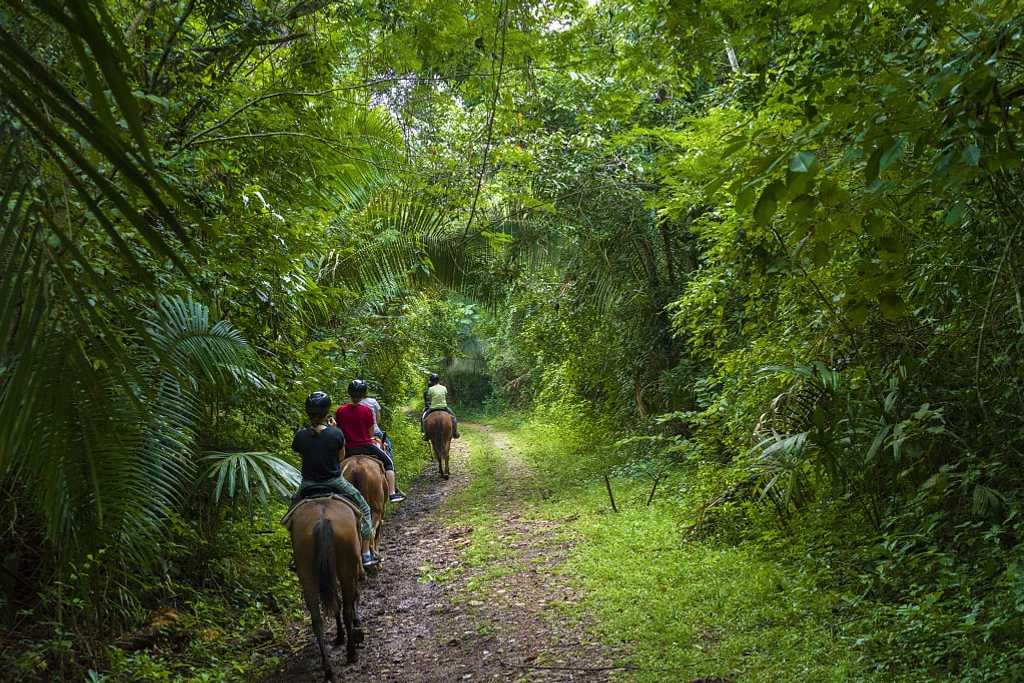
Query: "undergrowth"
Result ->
[[471, 413, 945, 682], [0, 417, 429, 682]]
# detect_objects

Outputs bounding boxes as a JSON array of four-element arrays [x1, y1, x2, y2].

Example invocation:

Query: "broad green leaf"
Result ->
[[811, 240, 830, 266], [736, 186, 755, 213], [754, 181, 783, 225], [877, 290, 907, 319], [789, 151, 816, 173], [962, 144, 981, 166], [877, 235, 903, 255], [944, 203, 966, 225], [847, 302, 870, 326], [721, 136, 749, 158], [879, 137, 904, 172], [865, 147, 882, 183], [863, 212, 884, 237], [789, 194, 816, 220]]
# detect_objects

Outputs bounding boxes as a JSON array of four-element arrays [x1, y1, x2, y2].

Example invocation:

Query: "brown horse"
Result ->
[[425, 410, 453, 479], [342, 455, 387, 560], [287, 498, 363, 679]]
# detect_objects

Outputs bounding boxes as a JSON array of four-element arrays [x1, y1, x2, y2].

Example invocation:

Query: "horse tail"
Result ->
[[428, 413, 450, 456], [313, 517, 339, 616], [427, 418, 441, 454]]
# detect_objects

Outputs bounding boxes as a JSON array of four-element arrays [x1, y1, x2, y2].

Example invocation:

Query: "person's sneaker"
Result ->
[[453, 432, 461, 439], [362, 551, 378, 569], [388, 491, 407, 503]]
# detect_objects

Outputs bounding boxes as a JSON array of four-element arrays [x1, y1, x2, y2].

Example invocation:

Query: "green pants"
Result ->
[[293, 477, 374, 540]]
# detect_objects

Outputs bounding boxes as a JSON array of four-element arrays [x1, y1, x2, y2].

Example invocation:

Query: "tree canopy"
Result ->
[[2, 0, 1023, 679]]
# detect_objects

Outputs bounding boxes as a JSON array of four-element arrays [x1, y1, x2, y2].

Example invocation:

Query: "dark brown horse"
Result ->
[[424, 410, 453, 479], [342, 455, 387, 560], [287, 498, 363, 679]]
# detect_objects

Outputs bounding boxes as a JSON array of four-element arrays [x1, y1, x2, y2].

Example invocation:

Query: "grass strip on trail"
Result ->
[[463, 417, 884, 683]]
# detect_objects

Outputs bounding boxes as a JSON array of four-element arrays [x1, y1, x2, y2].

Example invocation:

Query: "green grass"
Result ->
[[439, 428, 509, 590], [464, 417, 879, 683], [391, 417, 436, 496], [558, 499, 867, 681]]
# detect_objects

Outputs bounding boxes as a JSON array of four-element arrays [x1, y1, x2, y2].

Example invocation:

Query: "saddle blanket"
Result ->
[[280, 494, 362, 529]]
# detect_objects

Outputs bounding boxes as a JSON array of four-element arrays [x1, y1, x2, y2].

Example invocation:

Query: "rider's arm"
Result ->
[[336, 431, 346, 464], [423, 388, 430, 411]]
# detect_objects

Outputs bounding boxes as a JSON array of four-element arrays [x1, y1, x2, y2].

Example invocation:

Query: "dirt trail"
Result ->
[[264, 424, 618, 682]]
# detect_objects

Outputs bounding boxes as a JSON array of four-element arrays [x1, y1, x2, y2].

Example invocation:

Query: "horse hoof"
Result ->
[[352, 627, 364, 644], [442, 474, 450, 480], [333, 635, 345, 647], [347, 648, 358, 664]]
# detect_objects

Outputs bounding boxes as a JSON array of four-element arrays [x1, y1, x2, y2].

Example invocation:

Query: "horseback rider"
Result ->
[[359, 392, 393, 454], [336, 379, 407, 503], [421, 372, 460, 439], [290, 391, 378, 568]]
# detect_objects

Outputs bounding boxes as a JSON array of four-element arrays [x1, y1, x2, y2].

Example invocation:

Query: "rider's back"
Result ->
[[292, 425, 345, 482], [426, 383, 448, 409], [336, 402, 374, 447]]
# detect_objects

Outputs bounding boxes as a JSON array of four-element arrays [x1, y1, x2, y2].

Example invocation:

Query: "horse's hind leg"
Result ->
[[304, 591, 334, 681], [341, 567, 362, 662], [333, 610, 345, 646]]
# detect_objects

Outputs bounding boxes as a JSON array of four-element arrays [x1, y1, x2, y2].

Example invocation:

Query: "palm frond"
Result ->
[[201, 451, 300, 504], [322, 193, 497, 300], [147, 295, 261, 388]]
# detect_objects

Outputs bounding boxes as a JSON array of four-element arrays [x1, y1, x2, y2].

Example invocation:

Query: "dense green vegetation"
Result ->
[[2, 0, 1024, 679], [457, 419, 865, 681]]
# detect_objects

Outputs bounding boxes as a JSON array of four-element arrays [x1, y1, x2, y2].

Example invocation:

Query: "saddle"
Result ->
[[424, 407, 450, 417], [280, 493, 362, 529]]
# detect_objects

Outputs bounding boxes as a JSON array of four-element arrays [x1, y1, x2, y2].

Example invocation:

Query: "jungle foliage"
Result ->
[[477, 1, 1024, 679], [1, 0, 1023, 679]]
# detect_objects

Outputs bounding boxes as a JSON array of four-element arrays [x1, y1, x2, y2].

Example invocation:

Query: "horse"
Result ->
[[424, 410, 453, 479], [287, 497, 364, 679], [342, 454, 388, 560]]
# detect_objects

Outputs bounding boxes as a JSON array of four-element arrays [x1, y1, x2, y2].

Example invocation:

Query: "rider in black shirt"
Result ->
[[292, 421, 345, 481], [290, 391, 377, 568]]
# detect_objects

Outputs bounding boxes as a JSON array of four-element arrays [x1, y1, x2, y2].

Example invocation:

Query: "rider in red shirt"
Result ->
[[335, 379, 406, 503], [335, 401, 375, 448]]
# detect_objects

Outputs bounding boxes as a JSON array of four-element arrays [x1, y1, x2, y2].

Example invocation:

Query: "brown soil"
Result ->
[[263, 425, 621, 682]]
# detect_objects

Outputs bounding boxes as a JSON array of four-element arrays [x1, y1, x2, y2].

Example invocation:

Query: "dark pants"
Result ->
[[347, 443, 394, 472]]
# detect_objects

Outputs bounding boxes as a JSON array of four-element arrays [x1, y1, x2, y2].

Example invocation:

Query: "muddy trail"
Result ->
[[263, 424, 619, 682]]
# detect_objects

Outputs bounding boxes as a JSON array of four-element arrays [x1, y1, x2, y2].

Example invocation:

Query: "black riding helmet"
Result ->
[[305, 391, 331, 418], [348, 378, 369, 399], [428, 373, 440, 386]]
